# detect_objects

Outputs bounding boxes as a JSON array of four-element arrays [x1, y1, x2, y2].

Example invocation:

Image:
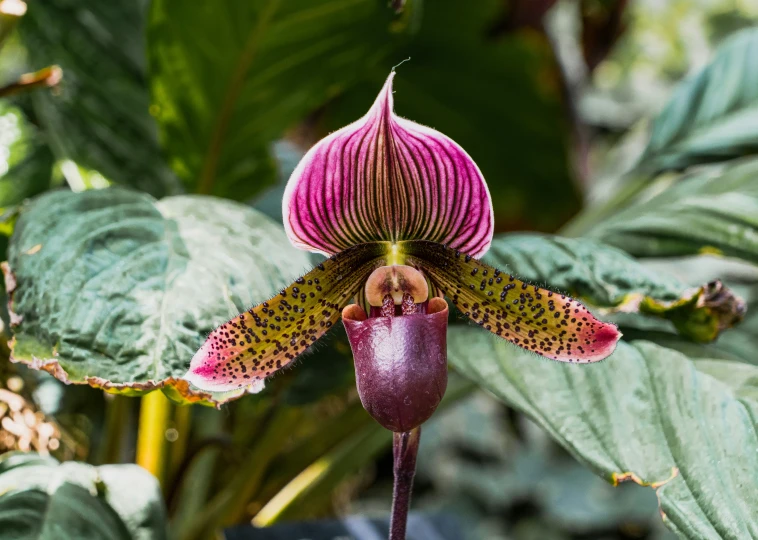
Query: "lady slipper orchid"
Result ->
[[186, 71, 620, 538], [185, 71, 620, 400]]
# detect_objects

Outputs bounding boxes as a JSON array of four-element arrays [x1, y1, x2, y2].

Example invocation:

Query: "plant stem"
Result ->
[[136, 390, 172, 487], [256, 403, 373, 504], [389, 427, 420, 540], [179, 406, 303, 540], [169, 407, 225, 540], [97, 394, 131, 464], [0, 65, 62, 98], [252, 422, 391, 526], [168, 404, 192, 483], [253, 376, 472, 529], [220, 406, 302, 526]]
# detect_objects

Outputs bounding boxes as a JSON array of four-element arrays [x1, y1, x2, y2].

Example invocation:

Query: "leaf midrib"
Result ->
[[196, 0, 281, 195]]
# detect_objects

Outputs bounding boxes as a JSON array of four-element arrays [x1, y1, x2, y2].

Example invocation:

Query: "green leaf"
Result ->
[[416, 393, 665, 535], [147, 0, 400, 200], [4, 188, 311, 406], [0, 102, 56, 219], [587, 157, 758, 263], [399, 7, 579, 233], [639, 28, 758, 174], [149, 0, 579, 229], [483, 234, 745, 342], [448, 331, 758, 539], [17, 0, 179, 196], [0, 452, 167, 540]]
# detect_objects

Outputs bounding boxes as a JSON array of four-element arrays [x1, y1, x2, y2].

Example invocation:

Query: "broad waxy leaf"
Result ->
[[484, 234, 745, 342], [447, 332, 758, 539], [17, 0, 179, 196], [4, 188, 311, 405], [416, 394, 666, 534], [0, 452, 168, 540], [485, 234, 684, 305], [639, 28, 758, 173], [588, 157, 758, 264], [148, 0, 400, 200]]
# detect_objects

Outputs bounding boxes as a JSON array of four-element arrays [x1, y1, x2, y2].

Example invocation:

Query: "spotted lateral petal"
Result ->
[[402, 241, 621, 363], [185, 242, 388, 392], [283, 72, 494, 257]]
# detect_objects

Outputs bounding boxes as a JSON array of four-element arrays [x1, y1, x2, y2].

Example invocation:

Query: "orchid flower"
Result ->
[[185, 71, 620, 537]]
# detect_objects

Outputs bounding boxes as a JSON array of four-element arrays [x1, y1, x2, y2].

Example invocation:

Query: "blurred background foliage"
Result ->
[[1, 0, 758, 539]]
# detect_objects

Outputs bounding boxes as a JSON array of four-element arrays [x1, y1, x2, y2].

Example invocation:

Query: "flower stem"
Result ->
[[389, 427, 420, 540], [136, 390, 172, 488], [168, 403, 192, 483], [97, 394, 131, 464]]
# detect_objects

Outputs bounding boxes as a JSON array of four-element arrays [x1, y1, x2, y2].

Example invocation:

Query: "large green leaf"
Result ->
[[586, 157, 758, 263], [17, 0, 179, 196], [400, 2, 578, 233], [639, 28, 758, 174], [416, 393, 669, 537], [448, 331, 758, 539], [150, 0, 579, 230], [147, 0, 401, 200], [0, 452, 167, 540], [483, 234, 745, 342], [4, 188, 311, 405]]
